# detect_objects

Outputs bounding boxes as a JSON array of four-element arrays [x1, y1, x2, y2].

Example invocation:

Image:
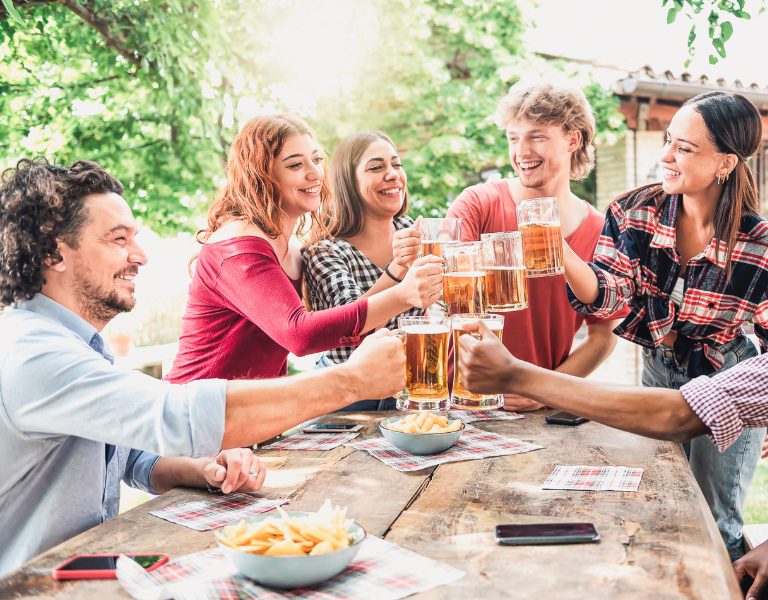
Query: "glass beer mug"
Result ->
[[418, 217, 461, 258], [393, 315, 451, 411], [480, 231, 528, 312], [451, 313, 504, 410], [442, 242, 486, 316], [516, 197, 565, 277]]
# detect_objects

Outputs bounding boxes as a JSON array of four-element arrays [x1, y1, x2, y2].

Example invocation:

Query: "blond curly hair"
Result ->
[[495, 81, 596, 180]]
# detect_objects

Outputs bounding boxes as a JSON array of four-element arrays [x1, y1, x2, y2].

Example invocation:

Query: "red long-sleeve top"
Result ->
[[165, 237, 368, 382]]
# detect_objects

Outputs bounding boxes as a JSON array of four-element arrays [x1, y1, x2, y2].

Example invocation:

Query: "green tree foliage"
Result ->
[[663, 0, 766, 65], [0, 0, 234, 231], [1, 0, 624, 232]]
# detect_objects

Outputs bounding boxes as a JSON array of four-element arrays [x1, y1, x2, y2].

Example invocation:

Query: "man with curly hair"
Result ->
[[0, 159, 405, 575], [444, 80, 627, 411]]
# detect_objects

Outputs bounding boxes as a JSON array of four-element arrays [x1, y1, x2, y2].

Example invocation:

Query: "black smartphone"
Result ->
[[52, 553, 169, 580], [545, 411, 588, 426], [302, 423, 363, 434], [495, 523, 600, 545]]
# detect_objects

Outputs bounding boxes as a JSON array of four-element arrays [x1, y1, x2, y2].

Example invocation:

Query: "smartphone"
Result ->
[[52, 553, 169, 580], [545, 411, 588, 426], [302, 423, 363, 434], [495, 523, 599, 545]]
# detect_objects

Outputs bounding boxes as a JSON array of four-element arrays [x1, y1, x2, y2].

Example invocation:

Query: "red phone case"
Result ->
[[52, 553, 169, 580]]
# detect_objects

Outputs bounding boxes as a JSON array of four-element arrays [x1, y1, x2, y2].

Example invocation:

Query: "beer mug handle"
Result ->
[[391, 329, 407, 402]]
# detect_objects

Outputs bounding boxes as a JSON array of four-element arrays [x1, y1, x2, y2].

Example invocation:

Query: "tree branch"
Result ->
[[0, 0, 56, 19], [57, 0, 143, 70]]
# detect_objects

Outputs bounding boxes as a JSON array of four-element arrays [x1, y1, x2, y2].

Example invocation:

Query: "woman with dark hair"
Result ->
[[303, 131, 423, 410], [165, 116, 442, 383], [564, 91, 768, 558]]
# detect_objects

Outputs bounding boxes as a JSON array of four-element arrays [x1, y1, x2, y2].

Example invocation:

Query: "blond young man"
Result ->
[[445, 81, 625, 411]]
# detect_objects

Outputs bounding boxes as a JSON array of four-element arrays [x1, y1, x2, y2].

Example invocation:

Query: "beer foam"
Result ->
[[454, 320, 504, 332], [520, 220, 560, 227], [402, 324, 450, 335]]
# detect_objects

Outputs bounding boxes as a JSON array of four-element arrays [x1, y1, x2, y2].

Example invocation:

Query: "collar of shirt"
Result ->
[[15, 293, 115, 364], [647, 194, 729, 269]]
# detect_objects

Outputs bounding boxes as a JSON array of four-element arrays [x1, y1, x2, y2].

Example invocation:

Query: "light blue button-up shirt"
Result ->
[[0, 294, 227, 576]]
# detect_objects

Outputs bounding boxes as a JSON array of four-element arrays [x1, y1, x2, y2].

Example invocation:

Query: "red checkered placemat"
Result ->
[[448, 409, 524, 423], [261, 431, 360, 451], [542, 465, 644, 492], [149, 494, 289, 531], [117, 534, 464, 599], [349, 426, 543, 472]]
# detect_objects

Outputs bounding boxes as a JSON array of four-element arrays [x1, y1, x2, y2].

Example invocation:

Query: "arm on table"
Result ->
[[150, 449, 267, 495]]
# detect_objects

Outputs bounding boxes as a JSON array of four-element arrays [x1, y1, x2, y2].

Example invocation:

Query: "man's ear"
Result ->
[[45, 239, 68, 273], [567, 129, 582, 154]]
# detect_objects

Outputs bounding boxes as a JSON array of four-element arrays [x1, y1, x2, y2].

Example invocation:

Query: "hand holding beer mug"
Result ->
[[392, 218, 422, 270], [418, 217, 461, 258], [393, 316, 451, 411], [516, 197, 564, 277], [442, 242, 486, 316], [480, 232, 528, 312], [451, 313, 504, 410]]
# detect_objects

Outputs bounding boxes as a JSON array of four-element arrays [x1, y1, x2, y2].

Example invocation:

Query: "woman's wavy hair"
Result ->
[[495, 80, 596, 180], [622, 91, 762, 280], [307, 130, 408, 247], [0, 158, 123, 307], [198, 114, 330, 245]]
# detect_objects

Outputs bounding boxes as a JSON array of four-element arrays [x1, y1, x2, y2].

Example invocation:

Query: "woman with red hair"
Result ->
[[166, 115, 442, 382]]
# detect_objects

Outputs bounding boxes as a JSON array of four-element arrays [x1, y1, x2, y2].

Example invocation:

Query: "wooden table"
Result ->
[[0, 410, 740, 599]]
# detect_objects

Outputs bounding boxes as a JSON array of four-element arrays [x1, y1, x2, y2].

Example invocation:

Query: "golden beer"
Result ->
[[451, 313, 504, 410], [442, 271, 486, 316], [420, 240, 442, 258], [395, 316, 451, 411], [483, 266, 528, 311], [520, 222, 564, 277], [419, 218, 461, 258]]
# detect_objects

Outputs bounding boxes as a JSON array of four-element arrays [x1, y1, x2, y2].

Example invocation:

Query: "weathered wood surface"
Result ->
[[0, 411, 740, 599]]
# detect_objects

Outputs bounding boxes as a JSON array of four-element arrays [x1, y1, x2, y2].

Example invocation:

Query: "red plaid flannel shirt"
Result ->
[[681, 353, 768, 451], [568, 186, 768, 376]]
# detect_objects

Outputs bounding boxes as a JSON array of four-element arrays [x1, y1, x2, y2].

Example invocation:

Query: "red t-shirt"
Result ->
[[447, 180, 621, 370], [165, 237, 367, 382]]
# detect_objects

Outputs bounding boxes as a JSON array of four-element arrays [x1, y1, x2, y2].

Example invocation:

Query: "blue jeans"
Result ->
[[315, 355, 397, 412], [642, 336, 764, 559]]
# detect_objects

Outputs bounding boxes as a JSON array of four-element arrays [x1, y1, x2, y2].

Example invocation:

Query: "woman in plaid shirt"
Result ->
[[564, 91, 768, 559], [304, 131, 428, 410]]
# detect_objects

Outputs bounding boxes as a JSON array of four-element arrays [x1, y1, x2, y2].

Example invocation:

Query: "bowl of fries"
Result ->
[[379, 412, 464, 455], [215, 502, 365, 588]]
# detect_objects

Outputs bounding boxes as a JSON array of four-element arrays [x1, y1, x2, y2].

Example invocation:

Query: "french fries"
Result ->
[[215, 501, 354, 556], [383, 411, 462, 434]]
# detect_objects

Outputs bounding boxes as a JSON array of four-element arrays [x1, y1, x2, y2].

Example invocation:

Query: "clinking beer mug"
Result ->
[[441, 241, 486, 316], [516, 197, 565, 277], [392, 315, 451, 411], [451, 313, 504, 410], [480, 231, 528, 312], [418, 217, 461, 259]]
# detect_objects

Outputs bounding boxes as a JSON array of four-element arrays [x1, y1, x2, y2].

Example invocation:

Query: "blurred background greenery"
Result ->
[[0, 0, 629, 232]]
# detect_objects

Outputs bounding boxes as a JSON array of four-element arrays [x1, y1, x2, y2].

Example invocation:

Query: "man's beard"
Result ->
[[72, 262, 136, 324]]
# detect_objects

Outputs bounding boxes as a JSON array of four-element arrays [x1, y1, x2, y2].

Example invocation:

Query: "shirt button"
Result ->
[[707, 302, 715, 309]]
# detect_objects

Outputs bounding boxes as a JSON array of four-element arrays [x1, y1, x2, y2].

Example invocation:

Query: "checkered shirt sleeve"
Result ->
[[680, 353, 768, 451], [303, 216, 423, 364], [568, 201, 638, 317]]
